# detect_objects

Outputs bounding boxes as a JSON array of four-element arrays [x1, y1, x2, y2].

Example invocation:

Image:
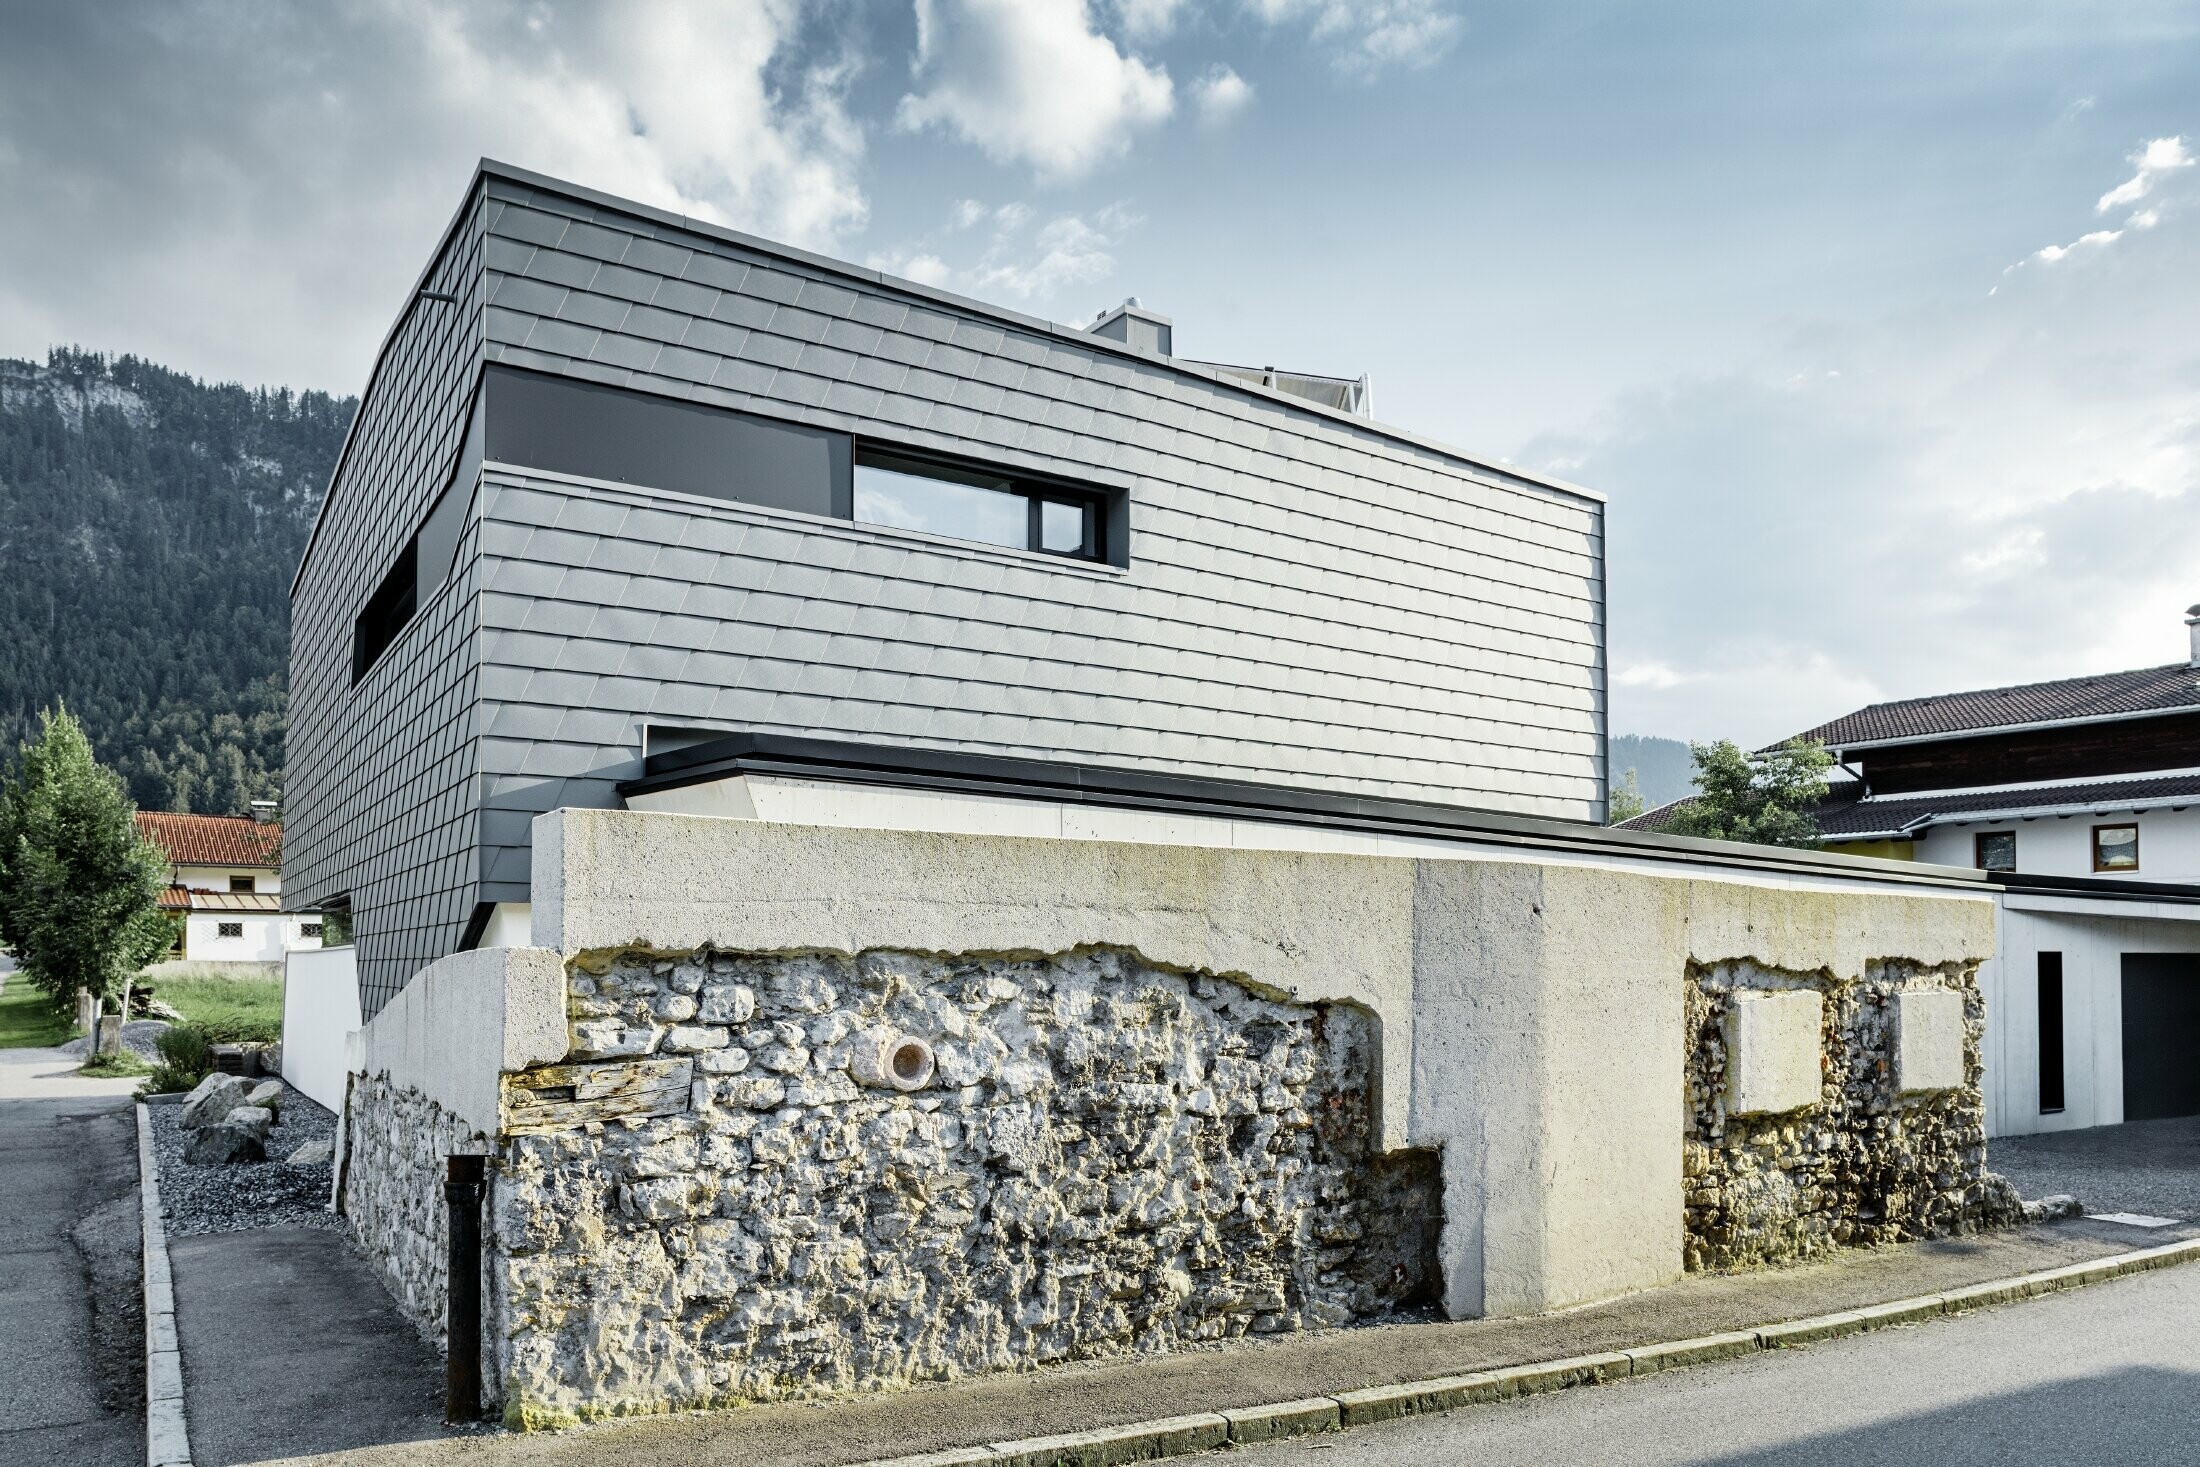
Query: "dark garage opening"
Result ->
[[2121, 953, 2200, 1121]]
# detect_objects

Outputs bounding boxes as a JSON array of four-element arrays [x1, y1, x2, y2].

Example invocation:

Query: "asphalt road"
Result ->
[[1230, 1262, 2200, 1466], [0, 1040, 147, 1467]]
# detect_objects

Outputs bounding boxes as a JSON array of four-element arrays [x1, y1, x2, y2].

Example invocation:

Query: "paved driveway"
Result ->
[[1993, 1115, 2200, 1228], [0, 1042, 146, 1466]]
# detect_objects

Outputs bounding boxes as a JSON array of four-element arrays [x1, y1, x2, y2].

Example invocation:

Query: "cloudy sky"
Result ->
[[3, 1, 2197, 746]]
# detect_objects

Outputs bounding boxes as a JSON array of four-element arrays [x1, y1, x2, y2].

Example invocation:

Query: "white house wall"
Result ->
[[171, 864, 281, 894], [1914, 806, 2200, 883], [1980, 897, 2200, 1136], [182, 913, 324, 964]]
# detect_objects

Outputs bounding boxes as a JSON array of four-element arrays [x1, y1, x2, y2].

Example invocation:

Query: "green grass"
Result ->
[[0, 978, 76, 1049], [79, 1050, 152, 1078], [148, 974, 283, 1044]]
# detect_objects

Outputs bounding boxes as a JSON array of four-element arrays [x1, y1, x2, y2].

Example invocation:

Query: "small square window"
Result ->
[[216, 921, 244, 939], [229, 874, 255, 893], [1974, 832, 2017, 872], [1037, 498, 1091, 555], [2093, 823, 2139, 873], [300, 923, 323, 940]]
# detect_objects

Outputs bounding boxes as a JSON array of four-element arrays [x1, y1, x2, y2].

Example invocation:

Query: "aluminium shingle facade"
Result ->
[[288, 161, 1611, 1017]]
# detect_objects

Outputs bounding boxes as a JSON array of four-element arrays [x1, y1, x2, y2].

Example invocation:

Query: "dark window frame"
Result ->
[[1974, 831, 2017, 872], [2038, 950, 2065, 1113], [228, 874, 255, 893], [852, 442, 1112, 564], [315, 898, 355, 949], [352, 538, 418, 685], [300, 923, 324, 941], [215, 920, 244, 940], [2091, 821, 2140, 873]]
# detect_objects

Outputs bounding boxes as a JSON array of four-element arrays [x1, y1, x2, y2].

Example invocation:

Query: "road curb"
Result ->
[[136, 1103, 193, 1467], [856, 1236, 2200, 1467]]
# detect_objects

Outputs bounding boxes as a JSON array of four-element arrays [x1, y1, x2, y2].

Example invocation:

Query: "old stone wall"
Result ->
[[1682, 958, 2022, 1271], [359, 942, 1440, 1426], [341, 1074, 494, 1348]]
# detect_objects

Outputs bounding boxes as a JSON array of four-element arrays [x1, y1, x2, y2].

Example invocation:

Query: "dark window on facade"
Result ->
[[1974, 831, 2017, 872], [318, 900, 355, 948], [229, 874, 255, 893], [353, 539, 418, 684], [2038, 951, 2065, 1113], [853, 448, 1102, 560], [300, 923, 323, 941], [216, 920, 244, 939], [2093, 822, 2140, 873]]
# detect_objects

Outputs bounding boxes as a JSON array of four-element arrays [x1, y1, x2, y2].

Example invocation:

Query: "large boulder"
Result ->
[[223, 1104, 275, 1141], [243, 1080, 284, 1116], [180, 1073, 253, 1130], [286, 1139, 334, 1165], [183, 1122, 266, 1165]]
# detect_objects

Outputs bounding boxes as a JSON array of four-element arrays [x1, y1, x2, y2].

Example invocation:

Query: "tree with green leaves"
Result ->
[[1606, 767, 1648, 825], [1664, 738, 1833, 849], [0, 706, 171, 1049]]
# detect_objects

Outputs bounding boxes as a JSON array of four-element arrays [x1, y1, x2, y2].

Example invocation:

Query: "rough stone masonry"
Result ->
[[1683, 957, 2024, 1271], [345, 944, 1440, 1426]]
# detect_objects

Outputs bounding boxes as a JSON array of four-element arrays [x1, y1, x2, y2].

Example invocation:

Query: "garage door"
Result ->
[[2121, 954, 2200, 1121]]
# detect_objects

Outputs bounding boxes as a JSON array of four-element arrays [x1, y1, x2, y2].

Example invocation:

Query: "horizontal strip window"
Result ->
[[853, 446, 1105, 562]]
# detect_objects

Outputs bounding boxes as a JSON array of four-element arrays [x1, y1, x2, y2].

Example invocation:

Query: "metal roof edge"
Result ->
[[291, 163, 492, 599], [472, 158, 1606, 510], [619, 731, 1991, 892], [1811, 678, 2200, 753]]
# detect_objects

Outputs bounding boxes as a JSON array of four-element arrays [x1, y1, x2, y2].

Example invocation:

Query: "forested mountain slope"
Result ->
[[0, 348, 354, 813]]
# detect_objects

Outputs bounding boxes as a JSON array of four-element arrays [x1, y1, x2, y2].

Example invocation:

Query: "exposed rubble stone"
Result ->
[[1683, 958, 2023, 1271], [180, 1073, 253, 1130], [346, 945, 1440, 1425]]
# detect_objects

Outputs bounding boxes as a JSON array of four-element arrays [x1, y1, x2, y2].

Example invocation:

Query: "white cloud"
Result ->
[[1526, 241, 2200, 745], [1193, 65, 1254, 126], [952, 198, 989, 229], [896, 0, 1173, 181], [869, 200, 1138, 305], [1114, 0, 1188, 39], [0, 0, 869, 390], [1246, 0, 1462, 77], [2002, 135, 2193, 283], [2097, 135, 2192, 212], [2034, 227, 2124, 263]]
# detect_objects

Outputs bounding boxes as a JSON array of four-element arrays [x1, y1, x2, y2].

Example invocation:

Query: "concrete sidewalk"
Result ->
[[244, 1219, 2154, 1467], [169, 1227, 446, 1467], [0, 1043, 146, 1467]]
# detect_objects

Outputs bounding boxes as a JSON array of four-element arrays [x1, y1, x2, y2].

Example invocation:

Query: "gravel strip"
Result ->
[[147, 1080, 342, 1237], [1993, 1115, 2200, 1222]]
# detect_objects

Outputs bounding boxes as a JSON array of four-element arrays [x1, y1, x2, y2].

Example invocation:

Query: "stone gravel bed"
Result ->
[[148, 1081, 343, 1237]]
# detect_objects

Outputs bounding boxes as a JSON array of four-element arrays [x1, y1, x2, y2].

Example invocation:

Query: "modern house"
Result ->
[[139, 806, 322, 963], [283, 160, 1610, 1028], [1631, 610, 2200, 1136]]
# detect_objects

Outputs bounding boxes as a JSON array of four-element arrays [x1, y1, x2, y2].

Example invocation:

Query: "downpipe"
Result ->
[[444, 1154, 487, 1424]]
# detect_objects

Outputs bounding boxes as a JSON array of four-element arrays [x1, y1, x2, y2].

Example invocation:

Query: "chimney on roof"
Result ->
[[249, 799, 279, 824], [1088, 297, 1172, 356], [2188, 605, 2200, 669]]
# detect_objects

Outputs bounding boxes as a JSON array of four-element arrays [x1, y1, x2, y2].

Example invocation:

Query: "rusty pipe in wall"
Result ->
[[444, 1154, 487, 1424]]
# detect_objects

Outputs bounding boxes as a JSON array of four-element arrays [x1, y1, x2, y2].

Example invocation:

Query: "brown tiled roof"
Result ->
[[154, 887, 282, 914], [1796, 663, 2200, 749], [135, 812, 282, 868]]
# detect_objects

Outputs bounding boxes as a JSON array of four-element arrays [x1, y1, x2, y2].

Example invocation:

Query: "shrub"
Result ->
[[144, 1023, 212, 1094]]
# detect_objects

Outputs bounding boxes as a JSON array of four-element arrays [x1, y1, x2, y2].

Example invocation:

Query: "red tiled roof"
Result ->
[[135, 812, 282, 868], [1794, 663, 2200, 749], [156, 883, 193, 912]]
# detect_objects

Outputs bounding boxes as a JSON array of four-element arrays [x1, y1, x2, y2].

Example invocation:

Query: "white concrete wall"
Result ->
[[282, 945, 363, 1113], [1914, 805, 2200, 883], [1979, 895, 2200, 1136], [184, 912, 286, 963], [349, 946, 567, 1138], [533, 806, 1995, 1321], [172, 864, 281, 894]]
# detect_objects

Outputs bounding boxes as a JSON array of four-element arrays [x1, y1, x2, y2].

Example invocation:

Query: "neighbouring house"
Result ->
[[138, 803, 323, 963], [286, 162, 2025, 1421], [1628, 606, 2200, 1137]]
